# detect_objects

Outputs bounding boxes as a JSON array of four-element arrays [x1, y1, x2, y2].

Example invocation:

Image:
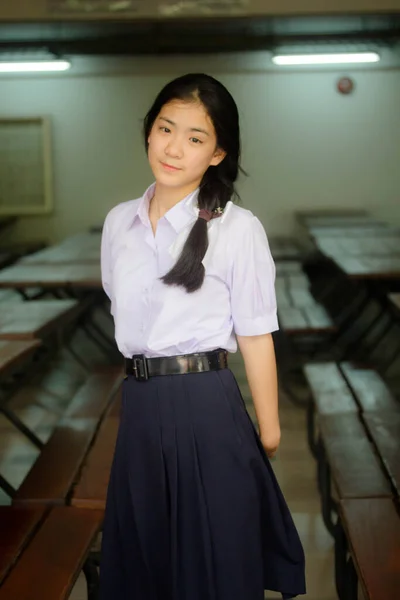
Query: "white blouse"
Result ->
[[101, 183, 278, 358]]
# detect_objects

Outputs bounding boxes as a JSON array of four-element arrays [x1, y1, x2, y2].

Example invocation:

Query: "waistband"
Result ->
[[124, 349, 228, 381]]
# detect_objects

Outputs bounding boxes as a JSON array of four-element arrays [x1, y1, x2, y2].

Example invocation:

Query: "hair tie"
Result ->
[[198, 208, 223, 222]]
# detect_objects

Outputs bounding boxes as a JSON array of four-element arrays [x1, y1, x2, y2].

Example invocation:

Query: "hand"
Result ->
[[260, 428, 281, 459]]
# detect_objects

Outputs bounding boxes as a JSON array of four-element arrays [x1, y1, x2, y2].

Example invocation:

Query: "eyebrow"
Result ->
[[159, 116, 210, 136]]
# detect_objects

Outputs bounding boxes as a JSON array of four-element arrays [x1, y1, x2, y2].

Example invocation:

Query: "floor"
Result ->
[[0, 324, 339, 599]]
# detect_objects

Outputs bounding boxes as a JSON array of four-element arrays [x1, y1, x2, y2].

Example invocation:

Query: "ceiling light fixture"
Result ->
[[272, 52, 380, 66], [0, 60, 71, 73]]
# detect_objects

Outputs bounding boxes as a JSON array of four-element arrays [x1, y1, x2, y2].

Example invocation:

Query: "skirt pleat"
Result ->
[[99, 368, 306, 600]]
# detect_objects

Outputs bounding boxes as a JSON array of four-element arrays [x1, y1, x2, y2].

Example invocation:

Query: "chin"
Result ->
[[154, 171, 184, 187]]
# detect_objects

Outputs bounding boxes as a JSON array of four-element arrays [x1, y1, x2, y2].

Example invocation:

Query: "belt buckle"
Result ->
[[132, 355, 149, 381]]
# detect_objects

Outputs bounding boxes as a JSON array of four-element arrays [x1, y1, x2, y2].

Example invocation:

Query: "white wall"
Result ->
[[0, 53, 399, 243]]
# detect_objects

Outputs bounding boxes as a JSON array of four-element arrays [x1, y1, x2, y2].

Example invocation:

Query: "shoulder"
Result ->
[[224, 201, 254, 223], [222, 201, 269, 243], [103, 197, 141, 238]]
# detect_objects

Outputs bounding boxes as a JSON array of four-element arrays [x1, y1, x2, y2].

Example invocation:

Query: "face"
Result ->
[[147, 99, 226, 194]]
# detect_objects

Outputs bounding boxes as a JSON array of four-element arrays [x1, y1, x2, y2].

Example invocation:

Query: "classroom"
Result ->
[[0, 3, 399, 599]]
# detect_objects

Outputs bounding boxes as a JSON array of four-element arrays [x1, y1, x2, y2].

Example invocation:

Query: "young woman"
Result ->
[[100, 73, 306, 600]]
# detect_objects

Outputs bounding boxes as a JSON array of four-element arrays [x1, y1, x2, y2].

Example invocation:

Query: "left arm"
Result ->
[[229, 215, 280, 456], [237, 332, 280, 458]]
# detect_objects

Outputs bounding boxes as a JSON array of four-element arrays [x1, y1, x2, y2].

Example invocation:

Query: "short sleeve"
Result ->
[[229, 216, 278, 336], [100, 215, 112, 301]]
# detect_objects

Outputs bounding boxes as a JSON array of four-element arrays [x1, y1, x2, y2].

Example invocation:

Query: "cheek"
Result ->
[[147, 135, 161, 164], [187, 147, 214, 171]]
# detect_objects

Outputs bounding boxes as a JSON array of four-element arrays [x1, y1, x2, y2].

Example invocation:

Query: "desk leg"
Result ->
[[0, 473, 15, 498], [0, 405, 44, 449]]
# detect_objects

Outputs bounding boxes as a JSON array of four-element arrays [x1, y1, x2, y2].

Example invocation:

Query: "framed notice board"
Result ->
[[0, 117, 53, 215]]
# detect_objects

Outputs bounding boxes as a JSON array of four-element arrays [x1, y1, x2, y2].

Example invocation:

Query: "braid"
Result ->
[[161, 164, 236, 293]]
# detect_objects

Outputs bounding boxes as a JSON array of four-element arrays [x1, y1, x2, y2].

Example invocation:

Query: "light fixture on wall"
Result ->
[[0, 60, 71, 73], [272, 52, 380, 66]]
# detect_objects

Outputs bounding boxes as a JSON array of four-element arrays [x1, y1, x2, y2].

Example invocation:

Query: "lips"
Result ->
[[161, 161, 181, 171]]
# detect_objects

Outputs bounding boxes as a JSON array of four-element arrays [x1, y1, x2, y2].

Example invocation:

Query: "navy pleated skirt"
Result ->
[[99, 367, 306, 600]]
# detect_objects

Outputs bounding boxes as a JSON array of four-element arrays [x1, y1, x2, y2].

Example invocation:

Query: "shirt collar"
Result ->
[[133, 183, 199, 233]]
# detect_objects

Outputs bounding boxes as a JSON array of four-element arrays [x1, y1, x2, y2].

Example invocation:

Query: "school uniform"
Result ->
[[99, 183, 306, 600]]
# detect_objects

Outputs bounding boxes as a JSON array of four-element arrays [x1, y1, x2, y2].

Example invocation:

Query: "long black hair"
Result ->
[[143, 73, 244, 293]]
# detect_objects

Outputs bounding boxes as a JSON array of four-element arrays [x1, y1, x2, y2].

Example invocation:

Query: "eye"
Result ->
[[160, 126, 171, 133], [190, 137, 203, 144]]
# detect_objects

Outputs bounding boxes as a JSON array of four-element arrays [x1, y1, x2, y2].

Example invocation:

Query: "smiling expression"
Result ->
[[147, 99, 226, 192]]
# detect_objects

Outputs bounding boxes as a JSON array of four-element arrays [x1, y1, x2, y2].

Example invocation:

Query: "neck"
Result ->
[[151, 182, 199, 216]]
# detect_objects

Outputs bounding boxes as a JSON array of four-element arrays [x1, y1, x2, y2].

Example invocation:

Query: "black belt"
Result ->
[[124, 349, 228, 381]]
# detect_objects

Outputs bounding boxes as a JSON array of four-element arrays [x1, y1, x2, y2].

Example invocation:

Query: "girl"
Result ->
[[100, 73, 305, 600]]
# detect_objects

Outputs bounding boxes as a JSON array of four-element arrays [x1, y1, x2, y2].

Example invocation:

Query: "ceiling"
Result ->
[[0, 14, 399, 55]]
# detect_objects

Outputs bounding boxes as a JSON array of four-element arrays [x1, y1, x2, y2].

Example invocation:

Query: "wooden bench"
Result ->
[[0, 340, 45, 486], [303, 361, 398, 455], [340, 362, 399, 412], [303, 362, 358, 456], [71, 391, 121, 509], [0, 505, 102, 600], [316, 413, 393, 537], [305, 361, 399, 532], [13, 367, 122, 505], [335, 498, 400, 600], [362, 412, 400, 497]]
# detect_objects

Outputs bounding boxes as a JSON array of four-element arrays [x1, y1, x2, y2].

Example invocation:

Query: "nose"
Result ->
[[165, 135, 183, 159]]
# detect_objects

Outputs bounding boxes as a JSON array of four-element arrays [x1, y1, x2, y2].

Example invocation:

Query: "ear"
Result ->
[[210, 147, 226, 167]]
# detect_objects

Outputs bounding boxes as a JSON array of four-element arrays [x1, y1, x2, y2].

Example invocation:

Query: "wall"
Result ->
[[0, 53, 399, 243]]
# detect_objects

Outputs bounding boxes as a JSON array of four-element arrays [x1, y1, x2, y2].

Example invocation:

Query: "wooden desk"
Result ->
[[332, 256, 400, 280], [303, 216, 386, 229], [314, 236, 400, 258], [20, 233, 100, 266], [0, 340, 41, 378], [0, 300, 80, 340], [0, 264, 102, 290], [296, 209, 368, 225], [276, 272, 335, 334], [308, 225, 396, 238], [20, 247, 100, 265]]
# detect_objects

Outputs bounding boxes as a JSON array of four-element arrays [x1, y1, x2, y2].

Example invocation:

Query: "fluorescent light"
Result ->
[[0, 60, 71, 73], [272, 52, 380, 66]]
